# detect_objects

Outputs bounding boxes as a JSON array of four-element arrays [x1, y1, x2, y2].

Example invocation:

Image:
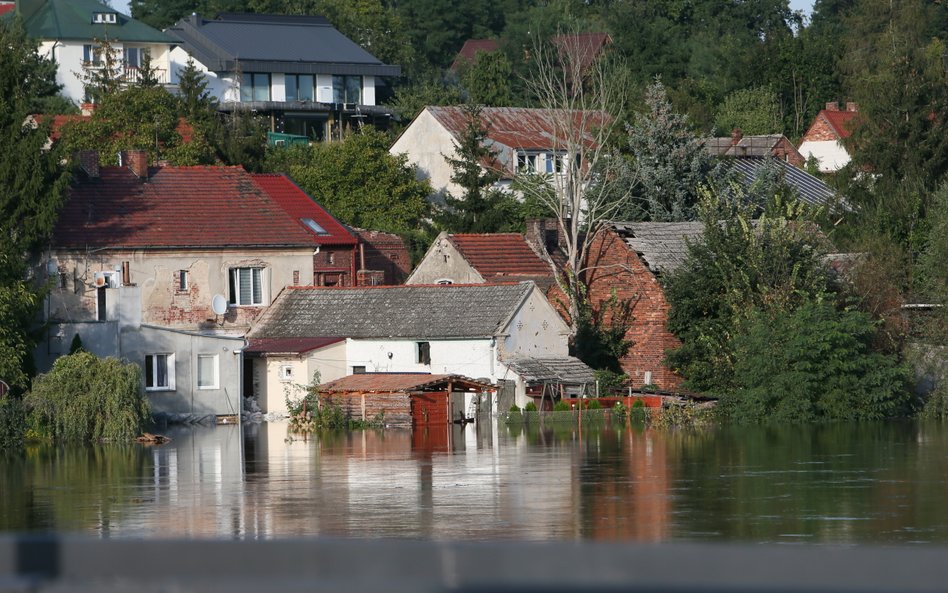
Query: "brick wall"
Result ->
[[772, 137, 805, 167], [583, 228, 683, 390], [801, 114, 839, 142], [354, 230, 411, 285]]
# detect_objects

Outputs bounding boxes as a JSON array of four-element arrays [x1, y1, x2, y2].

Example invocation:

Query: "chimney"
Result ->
[[845, 102, 858, 112], [77, 150, 99, 178], [125, 149, 150, 179], [525, 218, 562, 255], [730, 128, 743, 146], [825, 102, 839, 111]]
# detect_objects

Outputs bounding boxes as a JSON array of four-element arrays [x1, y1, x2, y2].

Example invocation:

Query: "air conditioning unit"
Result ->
[[93, 271, 120, 288]]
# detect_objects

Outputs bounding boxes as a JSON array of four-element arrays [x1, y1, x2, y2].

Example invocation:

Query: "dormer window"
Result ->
[[92, 12, 118, 24], [300, 218, 328, 235]]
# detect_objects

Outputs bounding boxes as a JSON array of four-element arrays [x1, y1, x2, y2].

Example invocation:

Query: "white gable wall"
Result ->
[[390, 108, 461, 198], [798, 140, 851, 173], [405, 232, 484, 285]]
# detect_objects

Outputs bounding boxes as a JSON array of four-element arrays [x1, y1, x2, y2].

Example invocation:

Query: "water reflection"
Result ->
[[2, 419, 948, 542]]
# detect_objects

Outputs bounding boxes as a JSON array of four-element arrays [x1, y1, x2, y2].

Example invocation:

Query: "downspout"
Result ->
[[351, 243, 358, 286]]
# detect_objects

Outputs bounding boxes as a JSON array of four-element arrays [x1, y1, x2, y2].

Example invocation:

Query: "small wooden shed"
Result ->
[[318, 373, 493, 428]]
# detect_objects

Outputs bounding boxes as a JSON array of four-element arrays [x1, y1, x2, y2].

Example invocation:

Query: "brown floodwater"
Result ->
[[2, 418, 947, 542]]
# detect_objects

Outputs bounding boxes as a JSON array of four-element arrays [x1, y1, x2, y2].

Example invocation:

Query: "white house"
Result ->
[[8, 0, 176, 105], [797, 102, 860, 173], [246, 282, 594, 414], [390, 106, 603, 200], [165, 13, 401, 141]]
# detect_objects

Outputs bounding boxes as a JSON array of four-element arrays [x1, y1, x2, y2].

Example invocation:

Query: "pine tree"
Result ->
[[135, 50, 161, 88], [177, 56, 213, 120]]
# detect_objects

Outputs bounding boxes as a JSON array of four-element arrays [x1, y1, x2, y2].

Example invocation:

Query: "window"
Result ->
[[279, 364, 294, 382], [545, 153, 567, 174], [332, 75, 362, 104], [417, 341, 431, 365], [124, 47, 143, 69], [145, 353, 174, 390], [83, 44, 102, 67], [240, 73, 271, 102], [352, 366, 366, 374], [301, 218, 328, 235], [436, 279, 453, 285], [92, 12, 117, 23], [229, 267, 264, 306], [517, 152, 539, 173], [197, 354, 219, 390], [96, 286, 107, 321], [285, 74, 314, 102], [177, 270, 189, 292]]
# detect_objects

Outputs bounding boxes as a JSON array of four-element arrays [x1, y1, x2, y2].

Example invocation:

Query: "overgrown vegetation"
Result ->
[[26, 352, 150, 443], [285, 373, 384, 433]]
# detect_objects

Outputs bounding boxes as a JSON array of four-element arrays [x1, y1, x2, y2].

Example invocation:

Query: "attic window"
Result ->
[[92, 12, 117, 24], [301, 218, 328, 235]]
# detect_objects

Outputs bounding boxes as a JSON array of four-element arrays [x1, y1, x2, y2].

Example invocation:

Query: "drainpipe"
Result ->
[[351, 244, 358, 286]]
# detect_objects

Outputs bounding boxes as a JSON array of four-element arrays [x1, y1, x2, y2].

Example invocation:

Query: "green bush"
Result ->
[[26, 351, 149, 442], [553, 400, 570, 412], [587, 399, 602, 410], [0, 398, 27, 449], [524, 401, 538, 412], [612, 401, 628, 422]]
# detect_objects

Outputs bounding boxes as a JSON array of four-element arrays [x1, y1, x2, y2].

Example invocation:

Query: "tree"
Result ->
[[516, 30, 631, 335], [177, 57, 212, 121], [620, 80, 723, 222], [0, 19, 71, 392], [26, 351, 150, 442], [664, 188, 833, 392], [264, 128, 432, 234], [75, 36, 124, 104], [713, 86, 782, 136], [135, 50, 162, 88], [459, 50, 512, 106], [437, 105, 526, 233]]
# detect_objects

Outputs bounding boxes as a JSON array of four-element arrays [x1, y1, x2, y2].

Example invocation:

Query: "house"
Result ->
[[450, 38, 500, 71], [583, 222, 708, 390], [245, 282, 592, 413], [317, 373, 493, 428], [797, 102, 860, 173], [390, 106, 604, 200], [450, 32, 611, 72], [7, 0, 176, 105], [705, 130, 805, 168], [406, 231, 554, 289], [351, 228, 411, 286], [165, 13, 401, 141], [38, 151, 360, 419]]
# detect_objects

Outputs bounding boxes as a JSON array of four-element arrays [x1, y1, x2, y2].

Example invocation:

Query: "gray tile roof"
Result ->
[[704, 135, 785, 158], [503, 356, 596, 385], [250, 283, 535, 339], [608, 222, 706, 275], [167, 13, 400, 77]]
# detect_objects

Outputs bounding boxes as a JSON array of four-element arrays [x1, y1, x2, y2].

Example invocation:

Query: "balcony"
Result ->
[[123, 66, 170, 85]]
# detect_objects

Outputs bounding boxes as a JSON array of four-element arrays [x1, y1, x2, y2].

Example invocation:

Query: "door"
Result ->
[[410, 392, 448, 427]]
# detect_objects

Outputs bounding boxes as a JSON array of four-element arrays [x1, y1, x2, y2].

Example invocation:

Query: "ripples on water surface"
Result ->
[[2, 419, 947, 543]]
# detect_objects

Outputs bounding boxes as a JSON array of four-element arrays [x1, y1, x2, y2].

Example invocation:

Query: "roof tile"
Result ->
[[319, 373, 491, 392], [450, 233, 552, 281]]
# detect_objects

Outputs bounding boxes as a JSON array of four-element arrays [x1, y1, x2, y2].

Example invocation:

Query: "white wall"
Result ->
[[798, 140, 851, 173], [257, 341, 348, 416], [405, 233, 484, 285], [390, 108, 461, 198], [169, 47, 237, 102], [346, 338, 497, 381], [500, 289, 570, 359]]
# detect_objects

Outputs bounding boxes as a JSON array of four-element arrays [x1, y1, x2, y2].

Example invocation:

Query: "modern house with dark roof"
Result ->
[[406, 231, 555, 290], [7, 0, 176, 105], [37, 151, 359, 419], [246, 282, 592, 412], [165, 13, 401, 141], [391, 105, 606, 200], [798, 102, 860, 172]]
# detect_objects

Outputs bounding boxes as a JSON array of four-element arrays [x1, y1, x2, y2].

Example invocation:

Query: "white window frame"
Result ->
[[197, 354, 219, 390], [229, 267, 265, 306], [279, 364, 294, 383], [145, 353, 175, 391]]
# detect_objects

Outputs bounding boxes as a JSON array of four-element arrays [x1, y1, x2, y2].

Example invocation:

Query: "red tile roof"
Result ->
[[32, 114, 90, 141], [244, 336, 344, 354], [451, 38, 500, 70], [54, 166, 325, 249], [252, 174, 357, 246], [427, 106, 607, 152], [450, 233, 553, 281], [552, 32, 612, 72], [320, 373, 492, 392], [821, 109, 859, 139]]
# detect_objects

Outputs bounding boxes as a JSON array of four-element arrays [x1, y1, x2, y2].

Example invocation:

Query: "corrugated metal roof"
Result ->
[[17, 0, 173, 43], [705, 135, 785, 158], [319, 373, 491, 393], [166, 13, 399, 76], [725, 157, 837, 207], [249, 283, 535, 339], [609, 222, 706, 275], [244, 336, 344, 355], [54, 166, 324, 249], [426, 106, 606, 152], [503, 356, 595, 385]]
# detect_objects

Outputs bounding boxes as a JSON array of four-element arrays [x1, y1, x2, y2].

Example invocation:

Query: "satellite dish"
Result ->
[[211, 294, 228, 315]]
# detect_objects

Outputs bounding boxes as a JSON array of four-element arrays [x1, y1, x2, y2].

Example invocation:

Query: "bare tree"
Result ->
[[517, 30, 632, 334]]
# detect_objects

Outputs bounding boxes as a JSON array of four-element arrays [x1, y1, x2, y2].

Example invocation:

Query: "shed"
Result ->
[[318, 373, 494, 428]]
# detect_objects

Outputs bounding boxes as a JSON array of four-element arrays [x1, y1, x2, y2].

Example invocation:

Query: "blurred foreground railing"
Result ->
[[1, 535, 946, 593]]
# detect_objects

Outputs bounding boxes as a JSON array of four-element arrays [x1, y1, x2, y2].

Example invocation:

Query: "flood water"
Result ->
[[2, 418, 948, 543]]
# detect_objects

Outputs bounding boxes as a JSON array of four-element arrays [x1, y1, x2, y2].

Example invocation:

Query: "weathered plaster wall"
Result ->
[[256, 340, 348, 416], [390, 109, 460, 198], [405, 233, 483, 285]]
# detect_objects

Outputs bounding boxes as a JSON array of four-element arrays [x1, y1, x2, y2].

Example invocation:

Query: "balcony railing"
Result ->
[[80, 62, 170, 85]]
